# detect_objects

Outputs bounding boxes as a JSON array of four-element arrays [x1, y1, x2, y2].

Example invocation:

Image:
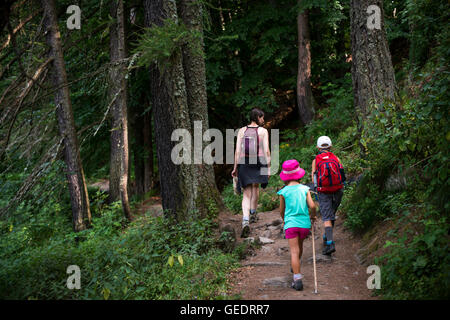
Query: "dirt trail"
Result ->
[[221, 209, 378, 300]]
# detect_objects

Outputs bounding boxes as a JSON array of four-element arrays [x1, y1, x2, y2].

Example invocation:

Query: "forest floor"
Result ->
[[220, 209, 378, 300]]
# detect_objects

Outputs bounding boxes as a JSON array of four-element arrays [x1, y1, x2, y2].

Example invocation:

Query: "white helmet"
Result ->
[[317, 136, 332, 148]]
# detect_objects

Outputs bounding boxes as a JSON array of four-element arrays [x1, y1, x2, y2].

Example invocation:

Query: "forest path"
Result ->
[[220, 209, 378, 300]]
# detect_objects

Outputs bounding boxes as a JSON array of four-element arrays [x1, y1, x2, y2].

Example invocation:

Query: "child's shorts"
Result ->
[[285, 227, 310, 239], [318, 189, 343, 222]]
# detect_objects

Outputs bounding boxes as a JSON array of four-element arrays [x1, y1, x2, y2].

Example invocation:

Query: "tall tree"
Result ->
[[42, 0, 91, 231], [143, 0, 197, 220], [133, 95, 154, 196], [178, 0, 223, 215], [109, 0, 133, 220], [296, 1, 314, 125], [350, 0, 398, 120]]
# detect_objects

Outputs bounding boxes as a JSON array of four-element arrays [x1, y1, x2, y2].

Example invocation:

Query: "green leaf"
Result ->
[[178, 255, 183, 266], [413, 256, 427, 269], [167, 255, 174, 267], [102, 288, 110, 300]]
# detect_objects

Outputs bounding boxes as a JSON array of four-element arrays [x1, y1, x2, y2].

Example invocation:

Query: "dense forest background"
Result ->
[[0, 0, 448, 299]]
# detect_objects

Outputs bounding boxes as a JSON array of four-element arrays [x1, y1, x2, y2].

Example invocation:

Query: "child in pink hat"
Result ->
[[277, 159, 317, 291]]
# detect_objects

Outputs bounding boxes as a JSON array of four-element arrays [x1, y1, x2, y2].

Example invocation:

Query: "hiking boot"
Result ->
[[241, 220, 250, 238], [322, 241, 336, 255], [250, 212, 258, 223], [292, 279, 303, 291]]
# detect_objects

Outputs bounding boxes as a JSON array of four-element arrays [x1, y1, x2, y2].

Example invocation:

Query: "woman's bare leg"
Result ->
[[242, 185, 252, 221], [250, 183, 259, 211]]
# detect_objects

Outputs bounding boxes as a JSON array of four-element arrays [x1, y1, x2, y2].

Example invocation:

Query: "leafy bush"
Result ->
[[375, 207, 450, 300], [222, 183, 242, 214], [0, 203, 239, 300], [341, 47, 449, 298]]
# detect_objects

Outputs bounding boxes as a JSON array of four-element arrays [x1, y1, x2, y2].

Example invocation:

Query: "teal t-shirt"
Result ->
[[277, 184, 311, 230]]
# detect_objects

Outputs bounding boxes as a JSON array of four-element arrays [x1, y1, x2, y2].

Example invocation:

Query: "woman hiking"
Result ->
[[231, 108, 271, 238]]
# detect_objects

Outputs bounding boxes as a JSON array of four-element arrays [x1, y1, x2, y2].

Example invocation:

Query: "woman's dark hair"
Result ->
[[250, 108, 264, 123]]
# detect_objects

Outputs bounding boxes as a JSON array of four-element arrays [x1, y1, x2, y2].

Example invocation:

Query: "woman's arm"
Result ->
[[311, 159, 316, 182], [279, 195, 285, 221], [231, 128, 243, 177], [262, 128, 271, 174]]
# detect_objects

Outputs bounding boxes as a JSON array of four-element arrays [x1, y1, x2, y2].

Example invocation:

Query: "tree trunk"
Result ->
[[109, 0, 132, 220], [133, 98, 154, 197], [143, 109, 154, 192], [133, 101, 145, 196], [296, 2, 314, 125], [178, 0, 223, 217], [350, 0, 397, 119], [42, 0, 91, 232], [144, 0, 196, 220]]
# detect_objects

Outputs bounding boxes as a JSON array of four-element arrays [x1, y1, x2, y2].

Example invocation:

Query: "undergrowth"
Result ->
[[0, 194, 240, 300]]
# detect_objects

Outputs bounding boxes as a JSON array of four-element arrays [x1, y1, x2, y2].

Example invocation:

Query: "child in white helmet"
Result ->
[[311, 136, 345, 255]]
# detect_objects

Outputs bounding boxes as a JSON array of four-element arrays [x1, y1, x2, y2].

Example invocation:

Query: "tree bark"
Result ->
[[178, 0, 223, 217], [296, 2, 314, 125], [132, 102, 145, 196], [143, 0, 196, 220], [109, 0, 132, 220], [133, 99, 154, 197], [350, 0, 397, 119], [143, 109, 154, 192], [42, 0, 91, 231]]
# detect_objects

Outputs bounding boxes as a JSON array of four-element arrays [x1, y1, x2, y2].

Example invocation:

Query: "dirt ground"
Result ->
[[220, 209, 378, 300]]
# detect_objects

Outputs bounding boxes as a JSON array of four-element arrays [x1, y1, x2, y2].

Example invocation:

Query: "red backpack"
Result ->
[[314, 152, 344, 193]]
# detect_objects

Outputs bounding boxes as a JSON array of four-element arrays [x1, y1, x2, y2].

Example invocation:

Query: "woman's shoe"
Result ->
[[241, 220, 250, 238], [250, 212, 258, 223]]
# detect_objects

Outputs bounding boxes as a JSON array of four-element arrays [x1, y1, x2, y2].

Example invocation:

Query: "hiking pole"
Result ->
[[311, 189, 319, 294], [311, 220, 318, 294]]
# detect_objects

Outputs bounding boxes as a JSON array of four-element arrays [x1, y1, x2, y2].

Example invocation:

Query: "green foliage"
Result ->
[[0, 204, 239, 299], [205, 0, 298, 126], [341, 36, 449, 298], [375, 208, 450, 300], [134, 18, 202, 70], [222, 183, 242, 214], [306, 73, 355, 138]]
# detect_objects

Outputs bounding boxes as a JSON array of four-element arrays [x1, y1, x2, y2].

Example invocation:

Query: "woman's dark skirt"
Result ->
[[236, 156, 269, 193]]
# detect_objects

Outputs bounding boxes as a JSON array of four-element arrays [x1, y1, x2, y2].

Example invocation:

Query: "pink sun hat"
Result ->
[[279, 159, 305, 181]]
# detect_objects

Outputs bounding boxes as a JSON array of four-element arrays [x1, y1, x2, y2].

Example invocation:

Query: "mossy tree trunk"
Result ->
[[350, 0, 398, 121], [109, 0, 132, 220], [42, 0, 91, 231], [296, 1, 314, 125], [178, 0, 223, 216], [144, 0, 197, 220]]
